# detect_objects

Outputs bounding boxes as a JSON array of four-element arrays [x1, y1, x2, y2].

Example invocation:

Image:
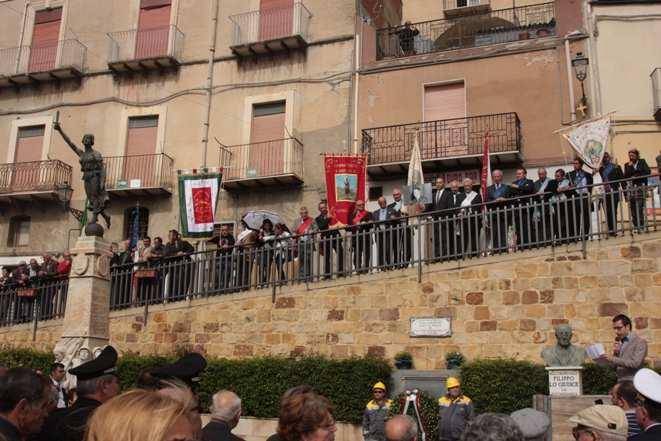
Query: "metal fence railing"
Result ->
[[0, 160, 73, 194], [362, 112, 520, 165], [0, 39, 86, 77], [229, 2, 312, 47], [376, 2, 555, 59], [220, 138, 304, 181], [107, 25, 184, 63], [0, 278, 68, 327], [109, 175, 661, 311], [104, 153, 174, 192]]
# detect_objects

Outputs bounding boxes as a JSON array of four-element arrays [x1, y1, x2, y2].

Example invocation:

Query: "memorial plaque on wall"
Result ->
[[410, 317, 452, 337], [546, 367, 583, 396]]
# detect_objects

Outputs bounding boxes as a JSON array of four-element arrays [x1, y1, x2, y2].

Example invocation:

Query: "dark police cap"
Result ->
[[68, 346, 118, 381], [151, 352, 207, 383]]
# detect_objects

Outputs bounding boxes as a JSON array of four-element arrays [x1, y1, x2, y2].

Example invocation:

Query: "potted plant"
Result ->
[[394, 351, 413, 369], [445, 351, 465, 370]]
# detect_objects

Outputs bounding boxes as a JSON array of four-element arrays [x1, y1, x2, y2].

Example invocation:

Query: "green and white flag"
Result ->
[[561, 116, 611, 171], [178, 171, 222, 237]]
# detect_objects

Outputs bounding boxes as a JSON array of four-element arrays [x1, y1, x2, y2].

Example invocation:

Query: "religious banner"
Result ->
[[560, 116, 611, 171], [324, 154, 367, 225], [178, 171, 222, 237]]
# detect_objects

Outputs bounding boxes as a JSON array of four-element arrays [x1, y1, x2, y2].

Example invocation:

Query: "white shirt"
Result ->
[[51, 377, 66, 408]]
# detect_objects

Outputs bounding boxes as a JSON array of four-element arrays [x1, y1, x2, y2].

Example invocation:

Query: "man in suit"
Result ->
[[630, 368, 661, 441], [49, 362, 68, 409], [447, 180, 464, 259], [599, 152, 625, 237], [508, 167, 535, 249], [350, 200, 372, 274], [388, 189, 411, 268], [624, 148, 651, 232], [372, 197, 396, 269], [315, 201, 344, 279], [487, 169, 511, 253], [567, 157, 594, 241], [203, 390, 244, 441], [532, 168, 556, 246], [0, 368, 50, 441], [429, 177, 453, 261], [597, 314, 648, 381]]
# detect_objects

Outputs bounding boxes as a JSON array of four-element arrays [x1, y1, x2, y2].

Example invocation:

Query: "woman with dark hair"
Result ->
[[258, 219, 276, 287], [276, 390, 336, 441], [274, 223, 292, 284], [624, 148, 651, 232]]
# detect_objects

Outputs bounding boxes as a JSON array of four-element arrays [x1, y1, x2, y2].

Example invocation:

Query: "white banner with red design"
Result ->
[[178, 171, 222, 237]]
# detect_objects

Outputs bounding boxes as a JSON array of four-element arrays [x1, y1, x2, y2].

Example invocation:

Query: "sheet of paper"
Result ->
[[586, 343, 605, 359]]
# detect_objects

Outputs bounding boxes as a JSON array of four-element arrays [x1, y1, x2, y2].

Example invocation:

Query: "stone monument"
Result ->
[[542, 325, 586, 397]]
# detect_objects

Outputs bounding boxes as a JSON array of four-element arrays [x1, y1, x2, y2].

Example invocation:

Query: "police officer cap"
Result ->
[[151, 352, 207, 384], [510, 408, 550, 440], [634, 368, 661, 404], [68, 346, 118, 381]]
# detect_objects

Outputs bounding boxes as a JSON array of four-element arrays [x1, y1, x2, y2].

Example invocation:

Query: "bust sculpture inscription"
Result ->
[[541, 324, 586, 366]]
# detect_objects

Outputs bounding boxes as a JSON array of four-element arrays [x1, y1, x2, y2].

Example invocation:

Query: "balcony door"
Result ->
[[29, 8, 62, 72], [10, 126, 45, 191], [135, 0, 171, 59], [259, 0, 294, 41], [124, 116, 159, 188], [249, 101, 285, 178], [423, 82, 467, 158]]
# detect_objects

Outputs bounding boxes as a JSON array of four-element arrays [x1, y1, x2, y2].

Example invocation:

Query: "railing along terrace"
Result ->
[[110, 175, 661, 311], [0, 279, 68, 327], [0, 39, 86, 76], [376, 2, 556, 60], [0, 160, 72, 194], [222, 138, 304, 181], [107, 25, 184, 63], [229, 2, 312, 46], [104, 153, 174, 192], [362, 112, 520, 165]]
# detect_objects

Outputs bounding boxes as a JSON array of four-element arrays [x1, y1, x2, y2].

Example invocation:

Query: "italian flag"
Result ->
[[178, 172, 222, 237]]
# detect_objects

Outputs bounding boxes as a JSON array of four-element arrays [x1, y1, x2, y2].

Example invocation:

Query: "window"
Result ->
[[136, 0, 171, 59], [124, 116, 159, 187], [8, 216, 31, 247], [29, 8, 62, 72], [249, 101, 286, 177], [15, 125, 45, 163], [123, 207, 149, 242], [368, 186, 383, 201], [259, 0, 294, 40]]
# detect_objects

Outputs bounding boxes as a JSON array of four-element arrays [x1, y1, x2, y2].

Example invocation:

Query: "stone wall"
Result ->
[[2, 235, 661, 368]]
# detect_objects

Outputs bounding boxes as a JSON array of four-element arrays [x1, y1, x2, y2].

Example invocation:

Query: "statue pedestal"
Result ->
[[53, 235, 112, 379], [546, 366, 583, 397]]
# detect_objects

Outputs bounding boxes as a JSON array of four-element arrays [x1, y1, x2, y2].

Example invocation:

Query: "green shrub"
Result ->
[[582, 363, 618, 395], [0, 346, 54, 373], [390, 390, 439, 441]]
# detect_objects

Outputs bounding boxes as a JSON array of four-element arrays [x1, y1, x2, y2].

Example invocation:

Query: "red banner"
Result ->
[[324, 154, 367, 225], [192, 187, 213, 224]]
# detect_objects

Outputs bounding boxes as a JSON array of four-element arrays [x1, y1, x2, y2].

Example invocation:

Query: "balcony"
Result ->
[[104, 153, 174, 197], [0, 39, 86, 88], [443, 0, 491, 18], [107, 25, 184, 72], [362, 112, 520, 177], [229, 2, 311, 57], [220, 138, 304, 190], [376, 2, 555, 60], [653, 68, 661, 122], [0, 160, 72, 204]]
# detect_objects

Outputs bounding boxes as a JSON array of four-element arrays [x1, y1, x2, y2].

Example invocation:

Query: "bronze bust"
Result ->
[[541, 324, 586, 366]]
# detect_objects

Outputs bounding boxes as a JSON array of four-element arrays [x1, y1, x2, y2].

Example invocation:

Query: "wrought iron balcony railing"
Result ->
[[0, 160, 72, 195], [362, 112, 520, 165], [376, 2, 555, 60], [107, 25, 184, 66], [104, 153, 174, 194], [220, 138, 304, 185], [229, 2, 311, 54], [653, 68, 661, 121], [0, 39, 86, 78]]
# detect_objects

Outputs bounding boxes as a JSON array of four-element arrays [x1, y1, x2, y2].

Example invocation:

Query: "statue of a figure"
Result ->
[[54, 122, 110, 236], [541, 324, 586, 366]]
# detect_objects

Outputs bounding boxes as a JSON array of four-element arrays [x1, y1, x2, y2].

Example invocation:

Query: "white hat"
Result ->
[[634, 368, 661, 404], [568, 405, 627, 436]]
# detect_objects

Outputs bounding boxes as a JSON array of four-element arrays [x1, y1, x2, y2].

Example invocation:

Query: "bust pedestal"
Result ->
[[546, 366, 583, 397], [53, 235, 112, 382]]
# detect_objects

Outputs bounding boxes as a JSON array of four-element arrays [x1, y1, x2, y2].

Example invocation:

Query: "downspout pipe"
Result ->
[[202, 0, 220, 168]]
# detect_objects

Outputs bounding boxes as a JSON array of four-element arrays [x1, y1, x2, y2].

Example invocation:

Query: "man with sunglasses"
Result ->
[[568, 405, 627, 441], [363, 382, 391, 441], [631, 368, 661, 441]]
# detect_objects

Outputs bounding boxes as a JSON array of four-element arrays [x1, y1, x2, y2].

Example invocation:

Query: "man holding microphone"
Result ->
[[598, 314, 648, 380]]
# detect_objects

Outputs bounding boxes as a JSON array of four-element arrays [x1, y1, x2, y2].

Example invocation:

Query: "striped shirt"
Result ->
[[625, 409, 642, 437]]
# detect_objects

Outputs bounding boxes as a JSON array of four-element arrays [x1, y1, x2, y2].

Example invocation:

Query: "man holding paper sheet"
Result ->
[[596, 314, 648, 380]]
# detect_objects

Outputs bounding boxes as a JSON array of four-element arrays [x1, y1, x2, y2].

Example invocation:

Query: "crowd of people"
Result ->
[[0, 253, 72, 291]]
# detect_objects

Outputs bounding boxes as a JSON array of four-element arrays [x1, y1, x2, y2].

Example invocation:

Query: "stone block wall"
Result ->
[[2, 236, 661, 368]]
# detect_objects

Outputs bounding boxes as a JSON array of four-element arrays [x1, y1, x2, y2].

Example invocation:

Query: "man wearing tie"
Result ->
[[487, 170, 511, 253], [448, 180, 463, 259], [428, 177, 453, 261], [508, 168, 535, 249], [372, 197, 395, 269], [568, 158, 594, 241], [49, 362, 68, 408], [388, 189, 411, 268]]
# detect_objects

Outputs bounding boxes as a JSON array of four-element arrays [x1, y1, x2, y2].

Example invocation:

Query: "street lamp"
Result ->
[[56, 183, 73, 211], [572, 52, 589, 117]]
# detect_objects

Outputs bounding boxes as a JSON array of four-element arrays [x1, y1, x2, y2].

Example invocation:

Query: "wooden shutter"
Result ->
[[259, 0, 294, 41], [124, 116, 158, 187], [13, 126, 45, 191], [423, 83, 467, 157], [136, 0, 171, 59], [29, 8, 62, 72], [249, 102, 285, 177]]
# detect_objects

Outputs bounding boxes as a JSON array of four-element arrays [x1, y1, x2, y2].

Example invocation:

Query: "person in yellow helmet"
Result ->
[[437, 377, 474, 441], [363, 382, 392, 441]]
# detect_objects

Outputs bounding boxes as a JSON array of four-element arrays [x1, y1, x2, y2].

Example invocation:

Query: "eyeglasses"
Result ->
[[572, 427, 596, 441]]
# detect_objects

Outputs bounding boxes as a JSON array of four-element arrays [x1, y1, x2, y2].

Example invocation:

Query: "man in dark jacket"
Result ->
[[0, 368, 50, 441], [438, 377, 474, 441], [428, 177, 453, 261], [351, 200, 372, 274], [164, 229, 195, 300], [630, 368, 661, 441], [315, 201, 344, 278], [486, 170, 511, 253], [599, 152, 625, 236], [508, 168, 535, 249], [372, 197, 396, 269], [532, 168, 557, 245], [567, 157, 594, 241], [203, 390, 244, 441], [624, 148, 651, 232]]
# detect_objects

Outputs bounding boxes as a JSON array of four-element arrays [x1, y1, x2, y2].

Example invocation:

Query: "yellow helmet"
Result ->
[[446, 377, 460, 389], [373, 381, 387, 391]]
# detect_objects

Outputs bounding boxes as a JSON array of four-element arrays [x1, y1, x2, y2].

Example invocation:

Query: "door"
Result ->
[[29, 8, 62, 72], [259, 0, 294, 41], [249, 101, 285, 178], [12, 125, 45, 191], [135, 0, 171, 59], [423, 82, 467, 158], [124, 116, 159, 188]]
